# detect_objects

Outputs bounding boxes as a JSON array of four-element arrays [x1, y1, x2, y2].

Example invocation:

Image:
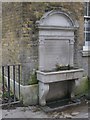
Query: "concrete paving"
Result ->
[[0, 102, 89, 119], [2, 106, 49, 119]]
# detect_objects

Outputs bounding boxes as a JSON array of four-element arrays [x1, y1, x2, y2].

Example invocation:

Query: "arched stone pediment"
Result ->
[[37, 10, 78, 28]]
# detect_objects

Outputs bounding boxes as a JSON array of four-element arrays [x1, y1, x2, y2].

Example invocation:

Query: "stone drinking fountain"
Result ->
[[36, 10, 83, 106]]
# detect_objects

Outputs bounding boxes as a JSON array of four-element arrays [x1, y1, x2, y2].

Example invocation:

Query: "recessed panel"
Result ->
[[43, 39, 70, 71]]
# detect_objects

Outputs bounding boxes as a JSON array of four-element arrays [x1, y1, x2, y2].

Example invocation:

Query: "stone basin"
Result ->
[[37, 69, 83, 106], [37, 68, 83, 83]]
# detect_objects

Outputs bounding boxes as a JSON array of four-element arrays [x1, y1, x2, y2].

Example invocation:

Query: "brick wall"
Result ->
[[2, 2, 84, 85], [2, 2, 23, 65]]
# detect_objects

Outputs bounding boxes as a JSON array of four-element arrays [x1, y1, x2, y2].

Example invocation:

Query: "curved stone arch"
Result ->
[[37, 10, 79, 28]]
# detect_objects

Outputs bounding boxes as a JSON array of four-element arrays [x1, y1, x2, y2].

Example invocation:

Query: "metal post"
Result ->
[[8, 66, 10, 102], [13, 65, 16, 102], [18, 65, 20, 99], [2, 66, 4, 101]]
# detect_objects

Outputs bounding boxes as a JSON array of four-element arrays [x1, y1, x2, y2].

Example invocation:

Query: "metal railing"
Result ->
[[2, 64, 21, 104]]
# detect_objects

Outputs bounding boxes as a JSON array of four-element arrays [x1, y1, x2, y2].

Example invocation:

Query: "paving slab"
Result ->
[[2, 106, 49, 118], [0, 102, 89, 119]]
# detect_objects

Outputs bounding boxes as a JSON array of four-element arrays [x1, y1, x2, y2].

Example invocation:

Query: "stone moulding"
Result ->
[[36, 10, 79, 28], [38, 26, 77, 31]]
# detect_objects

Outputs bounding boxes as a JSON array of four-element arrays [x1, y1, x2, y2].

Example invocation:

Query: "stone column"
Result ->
[[39, 37, 45, 71], [69, 38, 74, 66]]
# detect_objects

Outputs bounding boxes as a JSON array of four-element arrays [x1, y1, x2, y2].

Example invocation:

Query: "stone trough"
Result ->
[[37, 69, 83, 106], [37, 69, 83, 83]]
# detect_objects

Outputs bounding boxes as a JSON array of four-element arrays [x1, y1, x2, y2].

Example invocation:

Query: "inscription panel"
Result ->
[[43, 39, 70, 71]]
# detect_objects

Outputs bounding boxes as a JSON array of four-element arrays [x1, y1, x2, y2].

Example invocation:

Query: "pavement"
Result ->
[[0, 102, 89, 119], [0, 107, 2, 120], [2, 106, 48, 119]]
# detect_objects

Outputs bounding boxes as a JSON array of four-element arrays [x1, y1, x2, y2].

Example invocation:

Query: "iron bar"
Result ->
[[1, 64, 21, 104], [2, 66, 4, 100], [18, 65, 20, 99], [7, 66, 10, 102], [13, 65, 16, 102]]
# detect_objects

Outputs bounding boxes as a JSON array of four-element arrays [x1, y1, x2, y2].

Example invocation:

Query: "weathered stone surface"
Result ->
[[37, 9, 84, 105], [38, 10, 78, 71], [37, 69, 83, 105], [37, 69, 83, 83], [5, 76, 39, 105]]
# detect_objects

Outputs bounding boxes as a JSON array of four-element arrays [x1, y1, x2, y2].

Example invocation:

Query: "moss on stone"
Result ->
[[28, 70, 38, 85], [74, 76, 88, 96]]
